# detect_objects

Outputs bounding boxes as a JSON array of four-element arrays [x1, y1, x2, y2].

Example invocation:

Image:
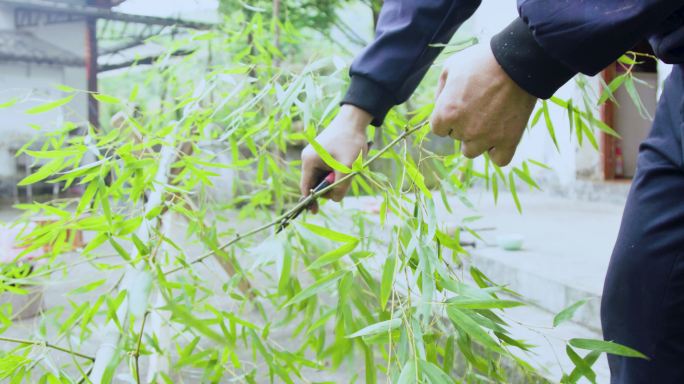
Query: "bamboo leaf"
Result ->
[[565, 345, 597, 383], [306, 136, 351, 173], [597, 74, 626, 105], [397, 361, 417, 384], [542, 100, 559, 151], [448, 298, 523, 310], [18, 159, 62, 186], [569, 338, 648, 359], [300, 222, 356, 243], [307, 240, 359, 269], [347, 318, 401, 339], [68, 279, 106, 295], [281, 270, 347, 308], [446, 306, 502, 353], [0, 98, 18, 109], [553, 299, 588, 327], [93, 93, 121, 104], [25, 95, 74, 114], [380, 255, 396, 310], [419, 359, 454, 384], [508, 172, 522, 213]]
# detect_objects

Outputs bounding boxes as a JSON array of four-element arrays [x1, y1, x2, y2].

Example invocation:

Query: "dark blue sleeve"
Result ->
[[491, 0, 684, 99], [341, 0, 482, 126]]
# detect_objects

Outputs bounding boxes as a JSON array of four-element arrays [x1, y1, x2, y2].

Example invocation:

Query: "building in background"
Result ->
[[0, 0, 211, 199]]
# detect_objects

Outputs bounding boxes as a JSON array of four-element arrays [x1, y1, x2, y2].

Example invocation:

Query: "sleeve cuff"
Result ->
[[341, 75, 395, 127], [490, 18, 576, 99]]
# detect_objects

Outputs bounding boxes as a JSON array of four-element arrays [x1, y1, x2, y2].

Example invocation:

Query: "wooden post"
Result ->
[[85, 15, 99, 128]]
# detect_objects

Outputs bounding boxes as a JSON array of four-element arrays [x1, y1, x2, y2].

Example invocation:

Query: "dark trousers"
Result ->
[[602, 64, 684, 383]]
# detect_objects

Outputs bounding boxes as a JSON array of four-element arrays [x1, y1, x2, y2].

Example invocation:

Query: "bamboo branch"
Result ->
[[164, 122, 426, 275], [134, 311, 149, 384], [0, 336, 95, 361]]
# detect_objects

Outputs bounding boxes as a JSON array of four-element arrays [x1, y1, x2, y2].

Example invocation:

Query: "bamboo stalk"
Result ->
[[0, 336, 94, 361], [164, 123, 425, 275]]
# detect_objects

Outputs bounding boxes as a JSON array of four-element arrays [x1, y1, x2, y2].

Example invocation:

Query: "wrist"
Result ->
[[338, 104, 372, 134]]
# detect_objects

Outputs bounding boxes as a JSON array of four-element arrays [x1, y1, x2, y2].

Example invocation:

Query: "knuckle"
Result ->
[[301, 150, 316, 163]]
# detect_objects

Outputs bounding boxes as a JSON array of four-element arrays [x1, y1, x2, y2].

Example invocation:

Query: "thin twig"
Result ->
[[164, 123, 426, 275], [134, 311, 149, 384], [0, 336, 95, 361]]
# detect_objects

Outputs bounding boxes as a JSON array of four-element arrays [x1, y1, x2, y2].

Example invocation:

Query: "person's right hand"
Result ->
[[300, 104, 372, 213]]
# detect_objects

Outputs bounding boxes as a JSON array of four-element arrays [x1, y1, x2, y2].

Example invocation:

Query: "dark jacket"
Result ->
[[342, 0, 684, 126]]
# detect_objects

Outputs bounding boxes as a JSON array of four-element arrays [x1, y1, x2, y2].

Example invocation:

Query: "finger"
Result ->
[[300, 156, 320, 198], [435, 68, 448, 100], [309, 200, 319, 214], [448, 126, 467, 142], [329, 170, 351, 202], [430, 103, 456, 137], [461, 140, 489, 159], [488, 145, 516, 166]]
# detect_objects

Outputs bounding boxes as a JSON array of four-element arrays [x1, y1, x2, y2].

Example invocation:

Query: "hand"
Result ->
[[430, 45, 537, 166], [300, 104, 372, 213]]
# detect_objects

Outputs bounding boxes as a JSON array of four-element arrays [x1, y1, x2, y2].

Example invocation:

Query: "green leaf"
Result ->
[[380, 255, 396, 310], [351, 150, 365, 172], [569, 338, 648, 359], [397, 361, 417, 384], [542, 100, 559, 151], [553, 299, 588, 327], [131, 234, 150, 256], [18, 159, 62, 186], [299, 222, 356, 243], [419, 360, 454, 384], [93, 93, 121, 104], [25, 95, 74, 114], [566, 350, 601, 383], [145, 205, 164, 220], [109, 237, 131, 261], [513, 167, 540, 190], [0, 98, 18, 109], [404, 157, 432, 198], [624, 76, 650, 119], [448, 298, 523, 310], [76, 181, 98, 215], [446, 306, 502, 353], [597, 74, 626, 105], [68, 279, 106, 295], [529, 106, 543, 127], [508, 172, 522, 213], [364, 345, 377, 384], [281, 270, 347, 308], [307, 240, 359, 269], [565, 345, 597, 384], [306, 137, 352, 173], [347, 318, 401, 338]]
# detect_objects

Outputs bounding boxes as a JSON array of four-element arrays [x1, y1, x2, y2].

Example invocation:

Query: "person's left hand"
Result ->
[[430, 45, 538, 166]]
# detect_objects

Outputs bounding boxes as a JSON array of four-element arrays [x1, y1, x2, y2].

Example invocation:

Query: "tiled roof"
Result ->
[[0, 30, 83, 66]]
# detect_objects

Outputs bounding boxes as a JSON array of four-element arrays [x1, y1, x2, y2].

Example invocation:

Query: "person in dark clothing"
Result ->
[[299, 1, 684, 382]]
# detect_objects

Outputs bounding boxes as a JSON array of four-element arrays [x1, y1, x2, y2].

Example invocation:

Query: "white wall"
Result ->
[[0, 5, 15, 30], [466, 0, 597, 187], [27, 22, 87, 58]]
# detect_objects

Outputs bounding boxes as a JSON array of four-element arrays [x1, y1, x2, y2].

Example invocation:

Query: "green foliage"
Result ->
[[219, 0, 351, 34], [0, 13, 650, 384]]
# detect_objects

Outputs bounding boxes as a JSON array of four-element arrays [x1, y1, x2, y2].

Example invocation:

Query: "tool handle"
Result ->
[[312, 172, 336, 193]]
